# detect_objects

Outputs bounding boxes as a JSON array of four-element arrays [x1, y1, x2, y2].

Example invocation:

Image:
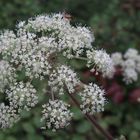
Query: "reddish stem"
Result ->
[[67, 92, 114, 140]]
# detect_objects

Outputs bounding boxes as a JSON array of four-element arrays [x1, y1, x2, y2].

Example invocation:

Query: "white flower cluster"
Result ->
[[111, 52, 123, 66], [87, 49, 115, 78], [0, 82, 38, 129], [19, 13, 94, 59], [0, 13, 111, 130], [48, 65, 80, 94], [9, 31, 54, 80], [111, 48, 140, 84], [0, 13, 112, 80], [79, 83, 105, 114], [41, 100, 73, 131], [0, 103, 20, 129], [6, 82, 38, 111], [0, 60, 16, 92], [0, 30, 17, 59]]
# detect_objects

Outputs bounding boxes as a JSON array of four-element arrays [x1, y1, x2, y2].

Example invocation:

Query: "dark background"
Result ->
[[0, 0, 140, 140]]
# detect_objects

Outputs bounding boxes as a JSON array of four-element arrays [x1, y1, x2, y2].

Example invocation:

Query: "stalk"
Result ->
[[67, 92, 114, 140]]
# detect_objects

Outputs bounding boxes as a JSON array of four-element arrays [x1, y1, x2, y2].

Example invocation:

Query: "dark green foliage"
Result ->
[[0, 0, 139, 140], [89, 0, 140, 52]]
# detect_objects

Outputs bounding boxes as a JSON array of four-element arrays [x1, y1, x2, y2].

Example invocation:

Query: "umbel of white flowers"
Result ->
[[0, 13, 114, 131], [111, 48, 140, 84]]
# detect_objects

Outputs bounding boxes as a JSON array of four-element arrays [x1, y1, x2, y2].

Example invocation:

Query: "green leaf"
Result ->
[[133, 121, 140, 131], [76, 120, 91, 133], [72, 135, 85, 140], [22, 123, 35, 134], [71, 107, 83, 120], [6, 137, 16, 140]]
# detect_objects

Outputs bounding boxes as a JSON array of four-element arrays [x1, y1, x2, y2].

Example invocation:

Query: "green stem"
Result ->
[[72, 56, 88, 61]]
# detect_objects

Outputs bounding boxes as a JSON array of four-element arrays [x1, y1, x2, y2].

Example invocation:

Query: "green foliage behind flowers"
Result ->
[[0, 0, 140, 140], [0, 0, 42, 29], [89, 0, 140, 52]]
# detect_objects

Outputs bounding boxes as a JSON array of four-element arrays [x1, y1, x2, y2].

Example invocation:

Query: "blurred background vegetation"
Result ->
[[0, 0, 140, 140]]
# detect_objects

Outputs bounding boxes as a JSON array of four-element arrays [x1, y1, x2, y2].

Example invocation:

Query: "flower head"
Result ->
[[87, 49, 115, 77], [0, 30, 16, 59], [111, 52, 123, 66], [18, 14, 94, 59], [111, 48, 140, 84], [79, 83, 105, 114], [124, 48, 138, 60], [0, 103, 20, 129], [6, 82, 38, 111], [123, 68, 138, 84], [0, 60, 16, 92], [0, 13, 111, 131], [48, 65, 80, 94], [41, 100, 73, 131]]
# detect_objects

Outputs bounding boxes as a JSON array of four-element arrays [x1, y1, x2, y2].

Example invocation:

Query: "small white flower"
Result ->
[[17, 21, 25, 28]]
